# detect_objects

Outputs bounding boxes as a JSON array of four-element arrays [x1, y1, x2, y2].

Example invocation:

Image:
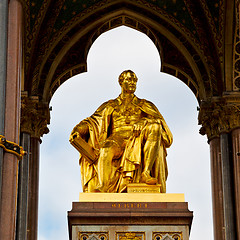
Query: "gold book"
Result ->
[[69, 132, 98, 163]]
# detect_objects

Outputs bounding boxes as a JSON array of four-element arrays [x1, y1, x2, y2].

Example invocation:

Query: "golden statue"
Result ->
[[70, 70, 173, 193]]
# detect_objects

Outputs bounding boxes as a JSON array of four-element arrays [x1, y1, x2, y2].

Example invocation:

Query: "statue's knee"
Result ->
[[100, 139, 122, 159], [148, 122, 161, 134]]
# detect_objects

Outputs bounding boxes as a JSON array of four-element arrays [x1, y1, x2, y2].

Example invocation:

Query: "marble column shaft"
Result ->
[[209, 137, 225, 240], [0, 0, 9, 210], [16, 132, 30, 240], [220, 133, 236, 240], [27, 137, 40, 240], [231, 128, 240, 240], [0, 0, 23, 239], [20, 97, 50, 240]]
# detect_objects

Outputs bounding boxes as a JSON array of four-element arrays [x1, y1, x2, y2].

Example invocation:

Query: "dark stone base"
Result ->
[[68, 201, 193, 240]]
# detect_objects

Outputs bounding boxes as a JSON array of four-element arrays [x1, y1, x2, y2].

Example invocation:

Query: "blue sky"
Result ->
[[38, 26, 213, 240]]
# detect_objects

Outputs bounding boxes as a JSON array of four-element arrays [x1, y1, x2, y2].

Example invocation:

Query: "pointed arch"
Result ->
[[24, 0, 222, 104]]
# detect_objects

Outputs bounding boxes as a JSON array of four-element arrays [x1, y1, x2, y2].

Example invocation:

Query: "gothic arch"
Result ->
[[24, 0, 222, 104]]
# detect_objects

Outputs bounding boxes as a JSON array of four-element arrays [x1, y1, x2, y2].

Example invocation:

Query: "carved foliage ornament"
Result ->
[[198, 98, 240, 140], [21, 96, 50, 139]]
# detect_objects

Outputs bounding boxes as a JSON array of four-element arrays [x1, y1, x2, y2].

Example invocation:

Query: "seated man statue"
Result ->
[[70, 70, 173, 193]]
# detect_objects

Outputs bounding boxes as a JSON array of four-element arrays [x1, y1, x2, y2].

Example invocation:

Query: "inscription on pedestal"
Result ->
[[127, 184, 161, 193], [111, 203, 148, 208]]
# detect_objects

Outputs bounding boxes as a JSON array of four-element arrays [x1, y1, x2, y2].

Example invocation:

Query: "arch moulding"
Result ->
[[25, 1, 219, 105]]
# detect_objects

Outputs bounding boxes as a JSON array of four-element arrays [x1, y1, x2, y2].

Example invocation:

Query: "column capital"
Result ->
[[198, 94, 240, 140], [20, 94, 50, 139]]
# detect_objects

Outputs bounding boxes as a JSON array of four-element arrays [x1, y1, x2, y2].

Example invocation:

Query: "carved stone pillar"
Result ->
[[231, 128, 240, 239], [27, 137, 40, 240], [198, 96, 240, 240], [0, 0, 23, 239], [16, 132, 30, 240], [199, 101, 225, 240], [209, 137, 225, 240], [220, 132, 236, 240], [0, 0, 8, 205], [20, 95, 50, 240]]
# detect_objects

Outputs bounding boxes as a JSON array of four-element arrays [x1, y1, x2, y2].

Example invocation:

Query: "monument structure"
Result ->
[[0, 1, 239, 240], [70, 70, 173, 193], [68, 70, 193, 240]]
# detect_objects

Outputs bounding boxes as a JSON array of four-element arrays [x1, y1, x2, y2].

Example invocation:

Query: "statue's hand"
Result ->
[[132, 118, 148, 136], [70, 122, 89, 140]]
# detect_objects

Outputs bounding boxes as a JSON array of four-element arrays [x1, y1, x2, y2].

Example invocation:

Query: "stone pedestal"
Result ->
[[68, 193, 193, 240]]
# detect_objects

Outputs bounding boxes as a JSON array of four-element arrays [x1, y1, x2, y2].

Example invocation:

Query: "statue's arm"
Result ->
[[69, 100, 113, 162], [70, 121, 99, 163]]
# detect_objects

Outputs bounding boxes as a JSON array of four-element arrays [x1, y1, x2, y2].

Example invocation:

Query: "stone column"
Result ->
[[198, 98, 240, 240], [20, 95, 50, 240], [209, 137, 225, 240], [27, 137, 40, 240], [231, 128, 240, 240], [16, 132, 30, 240], [0, 0, 8, 204], [0, 0, 23, 239], [220, 133, 236, 240]]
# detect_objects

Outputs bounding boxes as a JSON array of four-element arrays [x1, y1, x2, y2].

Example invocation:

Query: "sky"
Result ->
[[38, 26, 213, 240]]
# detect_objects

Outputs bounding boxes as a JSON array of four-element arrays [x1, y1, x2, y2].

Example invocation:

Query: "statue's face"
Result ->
[[121, 72, 138, 94]]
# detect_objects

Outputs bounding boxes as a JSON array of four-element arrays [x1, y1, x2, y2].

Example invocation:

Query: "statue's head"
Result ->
[[118, 70, 138, 94]]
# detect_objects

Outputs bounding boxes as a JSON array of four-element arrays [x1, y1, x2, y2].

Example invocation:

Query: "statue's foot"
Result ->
[[141, 171, 157, 185]]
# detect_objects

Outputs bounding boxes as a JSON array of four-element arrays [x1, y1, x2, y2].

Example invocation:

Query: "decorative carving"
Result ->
[[153, 232, 182, 240], [117, 232, 145, 240], [29, 0, 203, 97], [183, 0, 219, 97], [199, 0, 224, 53], [0, 135, 26, 160], [20, 94, 50, 139], [127, 183, 161, 193], [233, 3, 240, 90], [48, 14, 203, 103], [24, 0, 50, 70], [198, 96, 240, 140], [78, 232, 108, 240]]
